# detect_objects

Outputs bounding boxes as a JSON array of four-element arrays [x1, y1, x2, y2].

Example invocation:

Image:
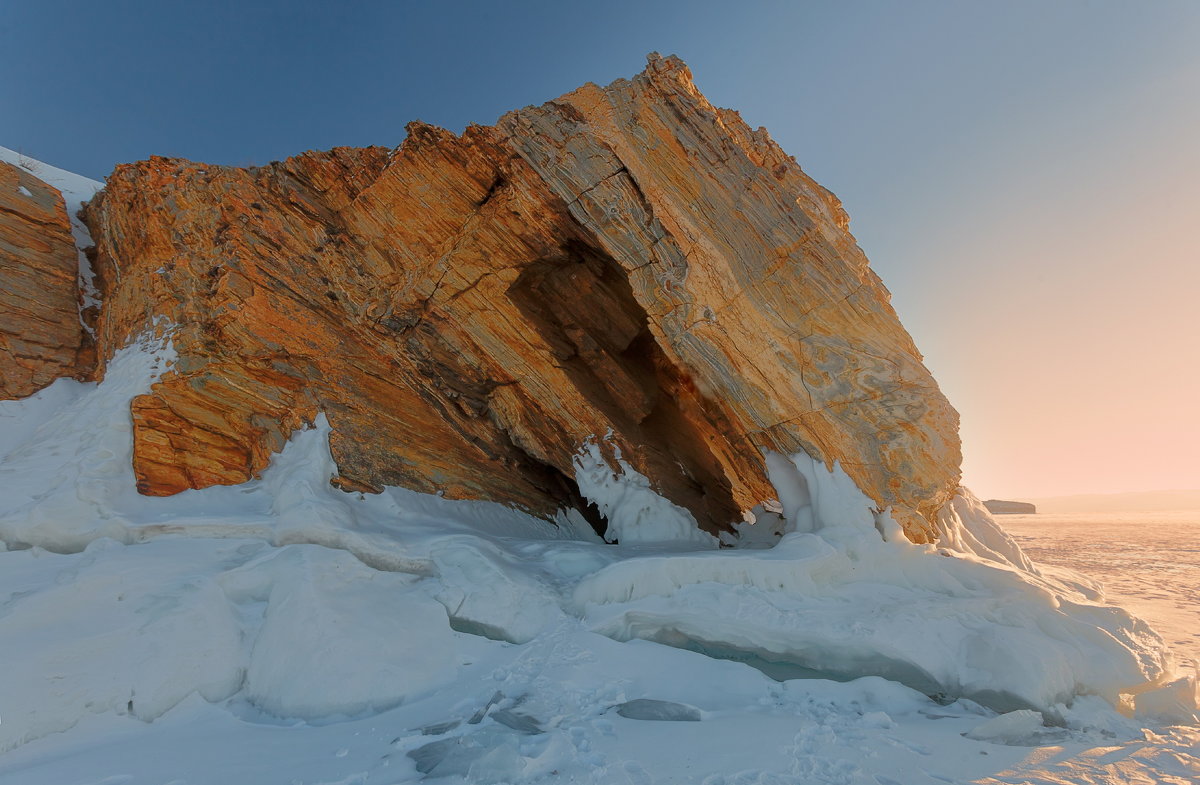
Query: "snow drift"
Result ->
[[0, 333, 1194, 760]]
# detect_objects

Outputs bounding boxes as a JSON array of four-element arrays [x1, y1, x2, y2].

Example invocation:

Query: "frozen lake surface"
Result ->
[[1003, 510, 1200, 669]]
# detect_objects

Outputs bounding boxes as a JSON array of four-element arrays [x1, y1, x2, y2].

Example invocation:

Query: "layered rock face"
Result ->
[[0, 160, 90, 397], [61, 55, 959, 540]]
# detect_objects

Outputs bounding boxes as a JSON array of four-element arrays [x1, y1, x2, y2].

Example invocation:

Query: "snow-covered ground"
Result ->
[[0, 335, 1195, 783], [0, 153, 1196, 783], [1004, 511, 1200, 671]]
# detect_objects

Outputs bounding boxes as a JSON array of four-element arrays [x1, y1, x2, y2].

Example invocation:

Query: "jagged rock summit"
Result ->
[[4, 54, 962, 541]]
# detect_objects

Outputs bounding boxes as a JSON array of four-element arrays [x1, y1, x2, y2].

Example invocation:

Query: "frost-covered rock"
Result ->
[[39, 55, 965, 545]]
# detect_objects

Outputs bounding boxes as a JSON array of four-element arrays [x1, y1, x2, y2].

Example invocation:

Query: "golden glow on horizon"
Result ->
[[919, 60, 1200, 500]]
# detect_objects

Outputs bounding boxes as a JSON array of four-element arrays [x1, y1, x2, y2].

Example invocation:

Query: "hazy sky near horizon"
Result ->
[[2, 1, 1197, 499]]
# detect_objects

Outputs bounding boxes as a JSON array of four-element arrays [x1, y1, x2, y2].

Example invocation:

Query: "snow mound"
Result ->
[[0, 537, 245, 752], [232, 545, 460, 719], [0, 328, 178, 552], [934, 488, 1036, 570], [1135, 676, 1200, 724], [763, 450, 879, 537]]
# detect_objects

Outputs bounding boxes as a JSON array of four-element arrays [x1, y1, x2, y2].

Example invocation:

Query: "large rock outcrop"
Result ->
[[50, 54, 957, 540], [0, 160, 90, 397]]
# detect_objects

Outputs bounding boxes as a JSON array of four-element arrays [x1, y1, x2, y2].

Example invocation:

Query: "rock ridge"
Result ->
[[9, 54, 962, 541]]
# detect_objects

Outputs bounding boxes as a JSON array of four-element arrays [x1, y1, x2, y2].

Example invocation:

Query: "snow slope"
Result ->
[[0, 151, 1196, 783]]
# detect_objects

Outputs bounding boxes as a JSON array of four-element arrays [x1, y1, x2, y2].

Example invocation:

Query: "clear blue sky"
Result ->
[[4, 1, 1198, 498]]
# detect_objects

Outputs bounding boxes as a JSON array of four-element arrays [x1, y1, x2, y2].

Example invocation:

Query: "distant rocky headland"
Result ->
[[983, 499, 1037, 515]]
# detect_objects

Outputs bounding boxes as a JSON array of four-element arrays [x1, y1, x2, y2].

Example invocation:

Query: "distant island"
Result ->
[[1026, 489, 1200, 514], [983, 499, 1037, 515]]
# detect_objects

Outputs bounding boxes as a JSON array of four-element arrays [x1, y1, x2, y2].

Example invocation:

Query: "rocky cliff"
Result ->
[[5, 55, 962, 542], [0, 160, 91, 397]]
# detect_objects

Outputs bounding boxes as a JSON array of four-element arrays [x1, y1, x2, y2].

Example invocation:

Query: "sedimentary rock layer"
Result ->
[[0, 160, 89, 398], [76, 54, 960, 539]]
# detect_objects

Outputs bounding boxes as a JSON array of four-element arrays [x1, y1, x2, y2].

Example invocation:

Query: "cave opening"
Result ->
[[507, 239, 741, 536]]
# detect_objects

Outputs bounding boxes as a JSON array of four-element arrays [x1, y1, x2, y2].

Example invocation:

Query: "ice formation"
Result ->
[[574, 453, 1176, 714], [572, 437, 717, 546], [0, 332, 1196, 781]]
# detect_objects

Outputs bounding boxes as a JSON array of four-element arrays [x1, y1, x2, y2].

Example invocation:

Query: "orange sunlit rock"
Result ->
[[0, 160, 91, 398], [79, 54, 961, 539]]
